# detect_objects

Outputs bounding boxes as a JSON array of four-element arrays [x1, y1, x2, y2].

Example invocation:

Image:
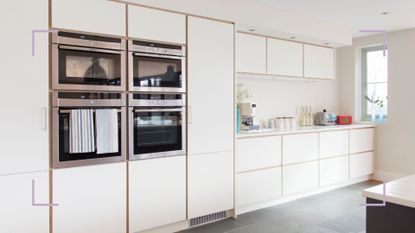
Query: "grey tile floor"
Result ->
[[179, 181, 381, 233]]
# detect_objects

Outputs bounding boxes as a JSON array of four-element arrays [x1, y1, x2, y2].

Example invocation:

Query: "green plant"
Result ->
[[236, 83, 251, 103]]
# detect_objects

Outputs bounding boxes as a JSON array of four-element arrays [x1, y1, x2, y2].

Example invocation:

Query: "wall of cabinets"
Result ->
[[236, 127, 375, 211], [236, 32, 335, 79]]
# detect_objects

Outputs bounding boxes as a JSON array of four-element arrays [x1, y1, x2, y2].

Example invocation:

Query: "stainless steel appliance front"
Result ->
[[52, 31, 127, 91], [52, 92, 127, 168], [128, 93, 186, 160], [128, 40, 186, 93]]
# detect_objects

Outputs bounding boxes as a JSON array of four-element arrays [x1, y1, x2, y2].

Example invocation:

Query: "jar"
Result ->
[[289, 117, 297, 129], [275, 117, 284, 129], [283, 117, 291, 129]]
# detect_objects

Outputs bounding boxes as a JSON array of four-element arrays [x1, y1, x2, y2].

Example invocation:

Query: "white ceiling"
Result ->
[[244, 0, 415, 37]]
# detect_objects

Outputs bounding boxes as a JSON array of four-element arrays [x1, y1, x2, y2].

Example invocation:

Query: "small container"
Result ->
[[283, 117, 291, 129], [268, 119, 275, 129], [275, 117, 284, 129], [289, 117, 297, 129]]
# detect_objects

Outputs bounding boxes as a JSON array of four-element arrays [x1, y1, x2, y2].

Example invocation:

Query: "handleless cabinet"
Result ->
[[236, 33, 267, 73], [350, 128, 374, 154], [282, 133, 319, 165], [129, 157, 186, 232], [319, 130, 349, 159], [53, 163, 127, 233], [0, 0, 49, 175], [283, 161, 319, 195], [350, 151, 374, 178], [304, 44, 335, 79], [0, 171, 49, 233], [320, 156, 349, 186], [128, 5, 186, 44], [267, 38, 303, 77], [52, 0, 126, 36]]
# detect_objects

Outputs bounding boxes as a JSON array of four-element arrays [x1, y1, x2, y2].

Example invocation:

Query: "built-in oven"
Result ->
[[128, 93, 186, 160], [52, 92, 127, 168], [128, 40, 186, 93], [52, 31, 126, 91]]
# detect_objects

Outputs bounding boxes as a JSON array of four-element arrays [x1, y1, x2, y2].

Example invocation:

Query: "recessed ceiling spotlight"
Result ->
[[249, 29, 255, 32], [381, 12, 389, 15], [290, 36, 296, 40]]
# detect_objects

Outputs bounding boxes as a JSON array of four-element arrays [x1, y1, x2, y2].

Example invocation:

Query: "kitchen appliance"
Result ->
[[128, 40, 186, 93], [52, 92, 127, 168], [337, 115, 353, 125], [314, 109, 337, 126], [128, 93, 186, 160], [239, 102, 259, 130], [52, 31, 127, 91]]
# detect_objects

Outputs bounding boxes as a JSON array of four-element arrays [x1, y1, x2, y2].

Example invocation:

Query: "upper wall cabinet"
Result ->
[[303, 44, 335, 79], [236, 33, 266, 73], [267, 38, 303, 77], [128, 5, 186, 44], [52, 0, 126, 36]]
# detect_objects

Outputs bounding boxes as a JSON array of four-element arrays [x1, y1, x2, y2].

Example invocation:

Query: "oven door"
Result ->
[[128, 52, 186, 93], [52, 44, 126, 91], [52, 107, 126, 168], [129, 107, 186, 160]]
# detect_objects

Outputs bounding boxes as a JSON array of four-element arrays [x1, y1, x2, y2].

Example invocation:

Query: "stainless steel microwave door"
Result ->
[[134, 56, 182, 88]]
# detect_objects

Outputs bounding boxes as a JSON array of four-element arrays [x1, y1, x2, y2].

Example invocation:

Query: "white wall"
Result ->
[[337, 28, 415, 178], [237, 77, 339, 121]]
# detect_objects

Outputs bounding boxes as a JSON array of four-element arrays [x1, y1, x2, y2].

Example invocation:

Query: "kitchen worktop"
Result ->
[[363, 175, 415, 208], [237, 124, 375, 139]]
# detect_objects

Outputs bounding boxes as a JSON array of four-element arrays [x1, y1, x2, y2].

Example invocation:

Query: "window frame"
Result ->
[[361, 45, 388, 121]]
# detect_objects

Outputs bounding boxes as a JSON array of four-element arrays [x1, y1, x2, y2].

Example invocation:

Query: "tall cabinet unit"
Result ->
[[187, 16, 234, 219]]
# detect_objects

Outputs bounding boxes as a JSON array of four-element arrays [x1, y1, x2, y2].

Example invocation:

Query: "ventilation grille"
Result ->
[[189, 211, 227, 227]]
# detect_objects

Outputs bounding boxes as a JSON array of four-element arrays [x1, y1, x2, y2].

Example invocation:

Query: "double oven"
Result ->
[[51, 30, 186, 168]]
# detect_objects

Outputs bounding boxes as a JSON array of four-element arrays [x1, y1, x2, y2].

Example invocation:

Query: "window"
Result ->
[[362, 46, 388, 121]]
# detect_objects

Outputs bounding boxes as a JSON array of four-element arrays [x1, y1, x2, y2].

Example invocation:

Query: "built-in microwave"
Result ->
[[52, 31, 127, 91], [128, 40, 186, 93], [128, 93, 186, 160], [52, 92, 127, 168]]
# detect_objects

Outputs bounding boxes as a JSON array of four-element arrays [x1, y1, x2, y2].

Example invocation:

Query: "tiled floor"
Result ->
[[179, 181, 380, 233]]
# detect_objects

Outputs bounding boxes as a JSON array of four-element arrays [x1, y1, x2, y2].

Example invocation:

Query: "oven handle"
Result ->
[[133, 52, 184, 60], [58, 45, 123, 55], [133, 108, 184, 113]]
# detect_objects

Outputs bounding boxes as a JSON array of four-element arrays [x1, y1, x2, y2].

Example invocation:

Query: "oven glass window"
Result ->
[[59, 48, 122, 86], [133, 110, 182, 154], [133, 56, 182, 88], [58, 109, 122, 161]]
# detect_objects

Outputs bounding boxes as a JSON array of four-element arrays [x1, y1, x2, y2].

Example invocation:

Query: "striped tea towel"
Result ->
[[69, 109, 95, 154]]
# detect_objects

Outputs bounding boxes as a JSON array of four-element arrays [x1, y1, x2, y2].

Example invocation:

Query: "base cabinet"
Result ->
[[350, 152, 374, 178], [53, 163, 126, 233], [320, 156, 349, 186], [129, 157, 186, 232], [283, 161, 318, 196], [237, 167, 282, 207], [0, 171, 49, 233], [188, 151, 234, 218]]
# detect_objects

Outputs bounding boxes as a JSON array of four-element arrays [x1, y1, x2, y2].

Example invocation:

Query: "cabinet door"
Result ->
[[236, 167, 281, 207], [283, 133, 318, 165], [52, 0, 126, 36], [187, 16, 234, 155], [236, 33, 266, 73], [128, 5, 186, 44], [283, 161, 318, 196], [0, 0, 49, 175], [319, 130, 349, 159], [350, 128, 374, 154], [188, 151, 234, 218], [129, 157, 186, 232], [304, 44, 335, 79], [267, 38, 303, 77], [0, 172, 49, 233], [236, 136, 281, 172], [350, 152, 374, 178], [320, 156, 349, 186], [53, 163, 126, 233]]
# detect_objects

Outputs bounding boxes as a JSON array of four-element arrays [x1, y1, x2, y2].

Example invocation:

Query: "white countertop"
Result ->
[[363, 175, 415, 208], [237, 124, 375, 139]]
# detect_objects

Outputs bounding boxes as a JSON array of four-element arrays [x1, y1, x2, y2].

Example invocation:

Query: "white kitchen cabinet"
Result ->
[[236, 167, 281, 207], [187, 16, 234, 155], [236, 136, 281, 172], [350, 152, 374, 178], [282, 133, 318, 165], [53, 163, 126, 233], [0, 171, 49, 233], [128, 5, 186, 44], [129, 157, 186, 232], [283, 161, 319, 196], [0, 0, 49, 175], [52, 0, 126, 36], [267, 38, 303, 77], [304, 44, 335, 79], [319, 130, 349, 159], [320, 156, 349, 186], [350, 128, 374, 154], [188, 151, 234, 218], [236, 33, 266, 73]]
